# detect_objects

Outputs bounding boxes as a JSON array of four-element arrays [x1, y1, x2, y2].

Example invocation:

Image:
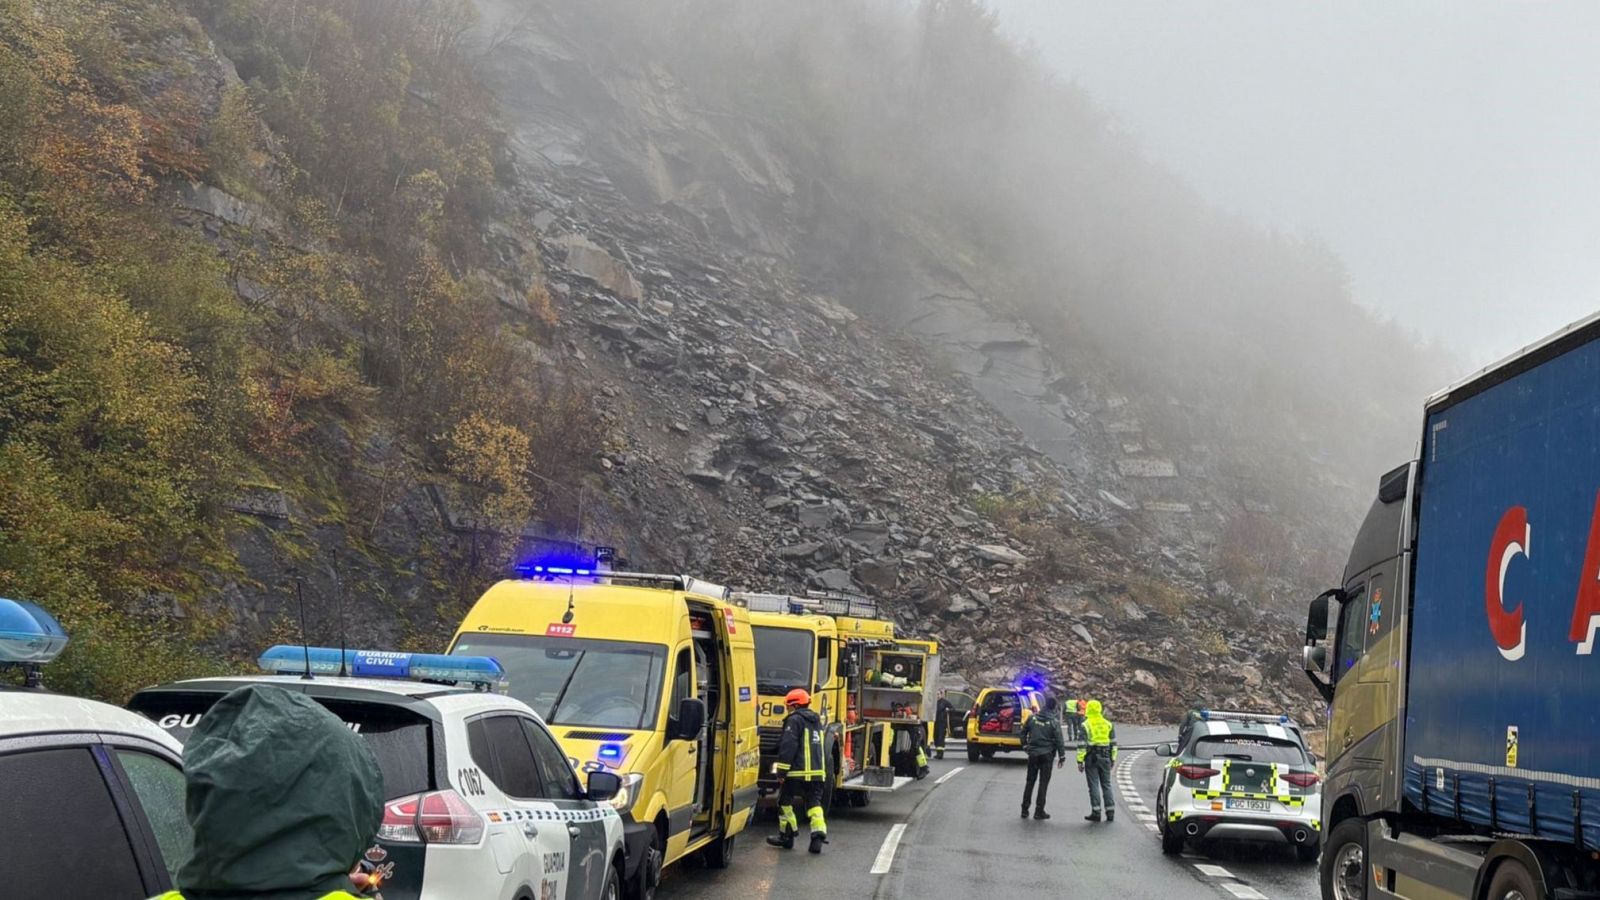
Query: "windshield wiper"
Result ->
[[545, 652, 586, 722]]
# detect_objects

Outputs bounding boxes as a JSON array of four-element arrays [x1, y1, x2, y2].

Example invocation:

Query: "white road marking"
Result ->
[[1222, 884, 1267, 900], [871, 823, 907, 875], [1145, 823, 1160, 832], [1193, 863, 1235, 879], [935, 766, 965, 785]]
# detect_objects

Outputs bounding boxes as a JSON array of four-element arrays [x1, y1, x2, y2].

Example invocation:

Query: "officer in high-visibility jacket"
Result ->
[[1076, 698, 1118, 822], [767, 688, 830, 853]]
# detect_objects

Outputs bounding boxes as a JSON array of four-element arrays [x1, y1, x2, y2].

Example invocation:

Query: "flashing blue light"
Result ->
[[514, 550, 603, 579], [258, 646, 507, 690], [0, 598, 69, 665], [598, 743, 625, 761], [1280, 714, 1291, 724], [1200, 709, 1211, 720]]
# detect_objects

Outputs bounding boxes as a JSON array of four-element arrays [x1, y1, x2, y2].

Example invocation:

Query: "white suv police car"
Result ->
[[0, 598, 192, 898], [1154, 710, 1323, 863], [130, 646, 628, 900]]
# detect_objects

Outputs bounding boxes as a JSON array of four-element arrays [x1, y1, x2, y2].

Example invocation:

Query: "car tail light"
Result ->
[[1177, 765, 1220, 781], [1282, 772, 1321, 789], [379, 790, 485, 845]]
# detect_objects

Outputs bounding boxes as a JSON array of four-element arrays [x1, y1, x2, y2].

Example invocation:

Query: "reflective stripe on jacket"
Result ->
[[152, 883, 360, 890], [774, 706, 827, 780]]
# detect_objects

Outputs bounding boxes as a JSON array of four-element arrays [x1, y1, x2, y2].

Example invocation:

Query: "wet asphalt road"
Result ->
[[658, 725, 1320, 900]]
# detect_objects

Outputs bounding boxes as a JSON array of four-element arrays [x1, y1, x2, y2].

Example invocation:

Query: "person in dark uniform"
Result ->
[[1019, 695, 1067, 819], [934, 690, 954, 759], [767, 688, 830, 853]]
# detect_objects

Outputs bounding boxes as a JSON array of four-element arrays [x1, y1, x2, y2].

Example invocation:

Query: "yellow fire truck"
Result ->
[[450, 568, 759, 900], [731, 591, 938, 809]]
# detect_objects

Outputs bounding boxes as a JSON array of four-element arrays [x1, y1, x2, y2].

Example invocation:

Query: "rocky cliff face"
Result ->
[[122, 0, 1378, 722], [435, 0, 1334, 720]]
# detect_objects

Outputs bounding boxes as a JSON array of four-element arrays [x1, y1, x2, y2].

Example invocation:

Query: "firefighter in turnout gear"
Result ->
[[1077, 699, 1118, 822], [767, 688, 830, 853]]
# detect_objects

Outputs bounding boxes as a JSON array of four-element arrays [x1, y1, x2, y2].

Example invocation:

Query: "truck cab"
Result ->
[[1303, 312, 1600, 900], [732, 591, 931, 807], [450, 570, 758, 900]]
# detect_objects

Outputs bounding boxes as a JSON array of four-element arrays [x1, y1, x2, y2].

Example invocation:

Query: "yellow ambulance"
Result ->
[[450, 568, 758, 900]]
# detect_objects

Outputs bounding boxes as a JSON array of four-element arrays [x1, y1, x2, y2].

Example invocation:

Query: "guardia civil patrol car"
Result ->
[[1, 598, 191, 899], [1153, 710, 1322, 863], [130, 646, 628, 900]]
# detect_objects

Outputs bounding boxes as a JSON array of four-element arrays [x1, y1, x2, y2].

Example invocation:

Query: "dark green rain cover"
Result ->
[[176, 684, 384, 899]]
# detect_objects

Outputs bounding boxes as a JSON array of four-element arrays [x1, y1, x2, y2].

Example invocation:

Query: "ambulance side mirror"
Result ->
[[1155, 743, 1176, 757], [671, 698, 706, 742]]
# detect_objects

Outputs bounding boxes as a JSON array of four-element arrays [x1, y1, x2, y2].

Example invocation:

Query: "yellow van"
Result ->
[[965, 685, 1043, 761], [450, 570, 758, 900]]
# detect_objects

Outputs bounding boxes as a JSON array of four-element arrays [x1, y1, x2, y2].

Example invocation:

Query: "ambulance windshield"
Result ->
[[452, 634, 667, 730]]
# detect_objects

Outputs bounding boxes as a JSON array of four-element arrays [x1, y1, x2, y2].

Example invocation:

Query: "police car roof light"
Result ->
[[0, 597, 70, 666], [258, 646, 507, 690]]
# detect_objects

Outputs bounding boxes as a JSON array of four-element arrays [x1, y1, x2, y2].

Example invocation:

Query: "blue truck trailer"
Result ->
[[1303, 312, 1600, 900]]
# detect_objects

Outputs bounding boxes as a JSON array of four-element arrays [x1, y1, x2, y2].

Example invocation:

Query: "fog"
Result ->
[[989, 0, 1600, 362]]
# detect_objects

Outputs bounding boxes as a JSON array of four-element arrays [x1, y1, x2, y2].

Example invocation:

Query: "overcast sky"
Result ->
[[987, 0, 1600, 364]]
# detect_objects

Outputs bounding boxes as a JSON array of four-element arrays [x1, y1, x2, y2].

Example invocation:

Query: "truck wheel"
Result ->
[[1485, 859, 1541, 900], [700, 831, 735, 870], [981, 748, 996, 760], [1320, 818, 1368, 900], [850, 788, 871, 808], [968, 744, 980, 762]]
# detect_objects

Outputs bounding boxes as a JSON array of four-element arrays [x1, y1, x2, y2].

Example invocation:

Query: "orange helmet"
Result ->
[[785, 688, 811, 707]]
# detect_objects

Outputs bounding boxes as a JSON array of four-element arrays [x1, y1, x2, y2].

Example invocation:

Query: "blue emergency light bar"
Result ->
[[1198, 709, 1293, 725], [258, 646, 507, 690], [0, 597, 70, 665]]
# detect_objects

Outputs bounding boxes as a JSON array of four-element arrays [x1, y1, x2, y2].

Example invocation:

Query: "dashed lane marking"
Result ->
[[935, 766, 965, 785], [1222, 885, 1268, 900], [1193, 864, 1235, 879], [871, 823, 907, 875]]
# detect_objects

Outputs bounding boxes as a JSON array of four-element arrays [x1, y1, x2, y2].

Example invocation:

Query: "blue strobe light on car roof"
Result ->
[[258, 646, 507, 691], [0, 597, 70, 665]]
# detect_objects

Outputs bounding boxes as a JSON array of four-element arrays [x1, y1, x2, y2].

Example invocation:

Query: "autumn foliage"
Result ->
[[0, 0, 585, 699]]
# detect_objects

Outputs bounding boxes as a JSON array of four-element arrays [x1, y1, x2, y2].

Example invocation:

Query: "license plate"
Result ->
[[1225, 798, 1271, 811]]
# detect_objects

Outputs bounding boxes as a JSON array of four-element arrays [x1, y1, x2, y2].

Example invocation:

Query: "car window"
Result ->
[[131, 690, 436, 799], [0, 747, 148, 896], [670, 647, 693, 711], [477, 715, 545, 799], [1193, 736, 1306, 766], [523, 719, 582, 801], [116, 750, 191, 881]]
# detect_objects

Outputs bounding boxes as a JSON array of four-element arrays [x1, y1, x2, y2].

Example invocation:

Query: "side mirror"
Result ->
[[586, 770, 622, 802], [1306, 588, 1342, 642], [1155, 743, 1176, 757], [671, 698, 706, 741]]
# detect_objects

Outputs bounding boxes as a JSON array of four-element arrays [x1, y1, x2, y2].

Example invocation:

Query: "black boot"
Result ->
[[767, 830, 795, 849], [1021, 804, 1030, 818], [1034, 809, 1051, 820], [1084, 811, 1102, 822], [809, 832, 827, 854], [1106, 809, 1115, 822]]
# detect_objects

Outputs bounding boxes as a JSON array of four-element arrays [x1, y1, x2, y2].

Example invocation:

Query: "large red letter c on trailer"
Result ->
[[1485, 506, 1529, 661]]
